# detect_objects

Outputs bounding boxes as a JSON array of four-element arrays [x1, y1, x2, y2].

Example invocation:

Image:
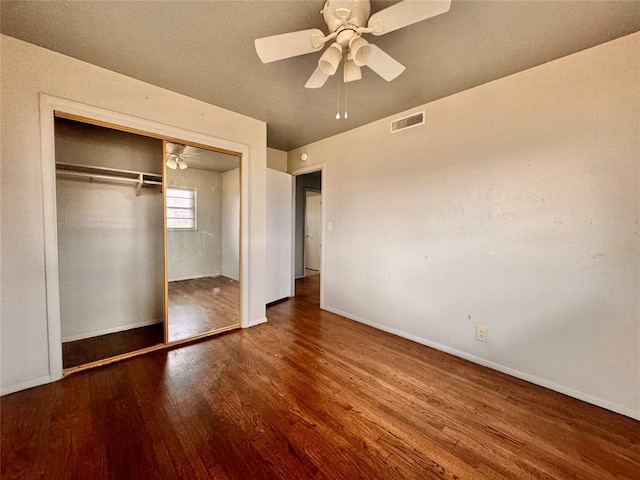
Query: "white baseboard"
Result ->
[[168, 273, 220, 282], [62, 319, 162, 342], [1, 374, 52, 396], [321, 304, 640, 421]]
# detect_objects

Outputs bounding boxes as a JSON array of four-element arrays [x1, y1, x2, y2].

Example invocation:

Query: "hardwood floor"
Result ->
[[2, 276, 639, 479], [168, 276, 240, 342], [61, 276, 239, 369], [62, 324, 164, 369]]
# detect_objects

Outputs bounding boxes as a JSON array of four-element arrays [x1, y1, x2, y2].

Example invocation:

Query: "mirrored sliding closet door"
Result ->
[[164, 141, 241, 342]]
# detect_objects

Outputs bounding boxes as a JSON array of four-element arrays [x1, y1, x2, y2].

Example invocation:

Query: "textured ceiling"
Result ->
[[181, 146, 239, 173], [2, 1, 639, 151]]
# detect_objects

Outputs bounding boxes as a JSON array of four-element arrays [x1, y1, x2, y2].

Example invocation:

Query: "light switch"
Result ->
[[327, 222, 333, 231]]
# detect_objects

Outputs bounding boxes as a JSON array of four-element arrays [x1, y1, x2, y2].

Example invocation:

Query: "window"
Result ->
[[166, 187, 196, 230]]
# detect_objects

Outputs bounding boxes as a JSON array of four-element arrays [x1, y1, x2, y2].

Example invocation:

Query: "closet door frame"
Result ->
[[40, 94, 250, 380]]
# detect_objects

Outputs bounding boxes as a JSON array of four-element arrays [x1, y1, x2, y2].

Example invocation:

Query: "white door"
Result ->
[[266, 169, 293, 303], [305, 192, 321, 272]]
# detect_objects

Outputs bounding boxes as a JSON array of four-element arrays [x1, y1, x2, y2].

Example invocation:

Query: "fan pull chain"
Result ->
[[335, 75, 341, 120], [344, 80, 348, 119]]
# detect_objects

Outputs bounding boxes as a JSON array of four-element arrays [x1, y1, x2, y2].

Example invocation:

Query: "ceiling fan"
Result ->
[[254, 0, 451, 88], [165, 142, 189, 170]]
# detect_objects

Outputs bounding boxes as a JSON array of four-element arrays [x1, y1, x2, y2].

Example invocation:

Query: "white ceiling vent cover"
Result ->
[[390, 111, 425, 133]]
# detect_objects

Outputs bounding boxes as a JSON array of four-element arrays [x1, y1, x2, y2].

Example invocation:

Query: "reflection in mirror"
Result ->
[[165, 142, 240, 342]]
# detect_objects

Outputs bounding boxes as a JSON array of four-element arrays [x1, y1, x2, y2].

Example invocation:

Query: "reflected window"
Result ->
[[167, 187, 196, 230]]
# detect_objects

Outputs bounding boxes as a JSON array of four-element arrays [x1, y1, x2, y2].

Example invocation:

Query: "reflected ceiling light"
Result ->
[[318, 42, 343, 75], [166, 154, 178, 169], [166, 143, 189, 170]]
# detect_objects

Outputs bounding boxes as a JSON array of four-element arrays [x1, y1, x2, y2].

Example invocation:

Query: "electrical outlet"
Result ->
[[476, 326, 488, 343]]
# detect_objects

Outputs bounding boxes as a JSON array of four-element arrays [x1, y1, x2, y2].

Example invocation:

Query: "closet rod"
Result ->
[[56, 170, 141, 184], [56, 163, 163, 195], [56, 161, 162, 178]]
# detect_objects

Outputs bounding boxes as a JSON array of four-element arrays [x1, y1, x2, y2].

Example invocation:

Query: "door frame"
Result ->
[[289, 163, 325, 306], [39, 93, 251, 383]]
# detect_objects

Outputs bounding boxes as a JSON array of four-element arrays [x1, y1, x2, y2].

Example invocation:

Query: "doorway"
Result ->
[[293, 170, 322, 303]]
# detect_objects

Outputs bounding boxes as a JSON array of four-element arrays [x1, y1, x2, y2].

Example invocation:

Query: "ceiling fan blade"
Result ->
[[368, 0, 451, 36], [255, 29, 325, 64], [366, 45, 406, 82], [305, 67, 330, 89]]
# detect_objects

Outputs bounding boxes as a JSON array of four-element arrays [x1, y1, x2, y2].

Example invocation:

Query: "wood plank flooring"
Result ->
[[168, 276, 240, 342], [61, 276, 239, 369], [62, 323, 164, 369], [2, 275, 639, 479]]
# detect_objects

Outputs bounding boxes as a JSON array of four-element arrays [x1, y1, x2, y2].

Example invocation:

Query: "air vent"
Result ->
[[390, 111, 425, 133]]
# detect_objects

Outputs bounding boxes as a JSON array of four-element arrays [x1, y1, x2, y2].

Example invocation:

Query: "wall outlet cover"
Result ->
[[476, 325, 488, 343]]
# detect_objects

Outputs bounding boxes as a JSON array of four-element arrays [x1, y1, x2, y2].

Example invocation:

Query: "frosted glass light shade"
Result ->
[[318, 43, 343, 75], [349, 36, 371, 67], [166, 155, 178, 169]]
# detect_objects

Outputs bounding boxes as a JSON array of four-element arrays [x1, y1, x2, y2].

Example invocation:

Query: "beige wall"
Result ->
[[0, 35, 267, 393], [222, 168, 240, 281], [288, 33, 640, 419], [267, 147, 287, 172], [167, 168, 223, 282]]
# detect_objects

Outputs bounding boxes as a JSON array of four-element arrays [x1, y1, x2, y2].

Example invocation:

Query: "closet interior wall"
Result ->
[[54, 118, 164, 344]]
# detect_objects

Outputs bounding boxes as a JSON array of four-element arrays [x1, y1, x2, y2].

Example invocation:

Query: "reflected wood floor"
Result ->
[[2, 275, 639, 479], [62, 323, 164, 369], [168, 276, 240, 342]]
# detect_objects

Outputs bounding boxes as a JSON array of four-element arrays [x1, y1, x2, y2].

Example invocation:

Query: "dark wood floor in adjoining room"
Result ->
[[2, 275, 639, 479]]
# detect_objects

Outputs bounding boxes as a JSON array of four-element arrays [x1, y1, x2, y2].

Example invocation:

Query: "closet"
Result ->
[[54, 116, 241, 371]]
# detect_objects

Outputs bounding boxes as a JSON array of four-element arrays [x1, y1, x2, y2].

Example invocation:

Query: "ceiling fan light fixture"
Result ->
[[343, 58, 362, 83], [348, 36, 371, 66], [166, 155, 178, 170], [177, 158, 188, 170], [318, 42, 343, 75]]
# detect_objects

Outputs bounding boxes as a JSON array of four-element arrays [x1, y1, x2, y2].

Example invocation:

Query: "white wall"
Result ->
[[267, 147, 287, 172], [288, 33, 640, 419], [266, 169, 293, 303], [57, 181, 164, 341], [55, 119, 164, 341], [167, 168, 223, 281], [0, 35, 267, 394], [222, 168, 240, 281]]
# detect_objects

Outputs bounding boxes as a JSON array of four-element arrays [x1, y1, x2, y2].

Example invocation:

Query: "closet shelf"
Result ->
[[56, 162, 162, 195]]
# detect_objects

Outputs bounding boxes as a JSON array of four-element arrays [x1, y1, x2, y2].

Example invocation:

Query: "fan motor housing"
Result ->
[[323, 0, 371, 32]]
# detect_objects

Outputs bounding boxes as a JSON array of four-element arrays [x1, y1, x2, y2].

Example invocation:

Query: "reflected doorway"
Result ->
[[165, 142, 241, 342]]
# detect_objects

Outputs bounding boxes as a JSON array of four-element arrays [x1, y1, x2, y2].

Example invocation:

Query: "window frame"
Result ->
[[166, 186, 197, 231]]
